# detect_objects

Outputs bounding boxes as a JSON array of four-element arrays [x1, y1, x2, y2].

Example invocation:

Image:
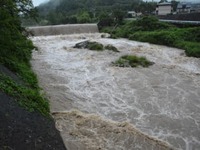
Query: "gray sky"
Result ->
[[32, 0, 49, 6], [32, 0, 198, 6], [146, 0, 199, 2]]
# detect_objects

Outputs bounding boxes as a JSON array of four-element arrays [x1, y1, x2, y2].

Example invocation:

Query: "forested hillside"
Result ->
[[23, 0, 156, 26]]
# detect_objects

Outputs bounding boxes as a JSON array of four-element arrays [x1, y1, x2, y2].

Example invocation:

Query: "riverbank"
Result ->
[[0, 65, 66, 149], [101, 16, 200, 58]]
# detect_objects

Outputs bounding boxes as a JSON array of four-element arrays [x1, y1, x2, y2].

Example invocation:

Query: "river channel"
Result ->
[[31, 33, 200, 150]]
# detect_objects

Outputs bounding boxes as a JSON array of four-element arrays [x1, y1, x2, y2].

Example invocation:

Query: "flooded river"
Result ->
[[31, 33, 200, 150]]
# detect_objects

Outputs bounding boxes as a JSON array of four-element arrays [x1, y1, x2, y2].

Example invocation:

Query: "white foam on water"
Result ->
[[31, 33, 200, 150]]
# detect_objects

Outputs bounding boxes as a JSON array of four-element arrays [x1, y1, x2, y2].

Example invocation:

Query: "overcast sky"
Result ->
[[32, 0, 49, 6], [32, 0, 199, 7]]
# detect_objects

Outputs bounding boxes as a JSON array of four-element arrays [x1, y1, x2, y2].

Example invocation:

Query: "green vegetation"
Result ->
[[103, 16, 200, 58], [23, 0, 158, 26], [102, 16, 174, 38], [87, 42, 104, 51], [0, 0, 50, 115], [87, 42, 119, 52], [74, 41, 119, 52], [105, 45, 119, 52], [0, 74, 49, 116], [113, 55, 154, 68], [176, 41, 200, 58], [129, 30, 178, 47]]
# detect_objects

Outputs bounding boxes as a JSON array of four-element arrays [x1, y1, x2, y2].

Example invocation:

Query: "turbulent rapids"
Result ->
[[31, 32, 200, 150]]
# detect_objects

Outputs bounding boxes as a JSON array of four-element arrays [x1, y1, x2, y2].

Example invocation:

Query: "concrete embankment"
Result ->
[[28, 24, 99, 36]]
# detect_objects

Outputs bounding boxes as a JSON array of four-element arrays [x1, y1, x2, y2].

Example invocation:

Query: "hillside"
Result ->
[[23, 0, 156, 26]]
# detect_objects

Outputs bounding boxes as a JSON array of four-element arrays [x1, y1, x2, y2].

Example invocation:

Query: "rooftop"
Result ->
[[157, 2, 171, 6]]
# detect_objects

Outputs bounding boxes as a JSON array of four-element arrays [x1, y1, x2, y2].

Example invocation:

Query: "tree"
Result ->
[[77, 11, 91, 23], [131, 1, 156, 14], [171, 0, 179, 12], [112, 10, 125, 24], [131, 0, 142, 13], [35, 0, 143, 25], [97, 11, 113, 29], [0, 0, 35, 64]]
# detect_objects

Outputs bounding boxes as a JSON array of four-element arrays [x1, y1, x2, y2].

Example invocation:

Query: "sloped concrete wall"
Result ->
[[28, 24, 99, 36]]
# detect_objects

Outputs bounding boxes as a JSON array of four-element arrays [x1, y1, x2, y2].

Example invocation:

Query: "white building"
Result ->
[[156, 2, 172, 15], [127, 11, 136, 17], [127, 11, 142, 18]]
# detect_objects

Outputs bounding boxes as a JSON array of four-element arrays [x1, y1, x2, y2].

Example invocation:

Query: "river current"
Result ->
[[31, 33, 200, 150]]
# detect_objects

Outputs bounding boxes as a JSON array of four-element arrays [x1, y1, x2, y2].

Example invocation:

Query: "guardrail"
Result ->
[[159, 19, 200, 25]]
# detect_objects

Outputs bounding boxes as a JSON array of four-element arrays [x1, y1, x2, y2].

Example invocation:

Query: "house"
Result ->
[[190, 3, 200, 13], [127, 11, 136, 17], [156, 2, 172, 15], [177, 3, 191, 14], [177, 3, 200, 14], [127, 11, 142, 18]]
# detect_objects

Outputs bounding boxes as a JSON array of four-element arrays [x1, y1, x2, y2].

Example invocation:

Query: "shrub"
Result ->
[[129, 31, 178, 47], [87, 42, 104, 51], [110, 34, 118, 39], [112, 55, 154, 68], [105, 45, 119, 52], [101, 20, 200, 58], [176, 41, 200, 57], [100, 26, 113, 34], [135, 16, 173, 31], [104, 16, 174, 39], [77, 11, 91, 23], [129, 28, 200, 58], [0, 73, 49, 116], [114, 27, 130, 38], [74, 41, 104, 51], [174, 27, 200, 42]]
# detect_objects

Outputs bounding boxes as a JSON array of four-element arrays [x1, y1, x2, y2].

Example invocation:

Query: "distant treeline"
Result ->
[[22, 0, 158, 26]]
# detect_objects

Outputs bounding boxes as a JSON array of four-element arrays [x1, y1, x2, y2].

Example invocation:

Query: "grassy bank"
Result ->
[[0, 2, 50, 116], [0, 45, 50, 116], [0, 73, 49, 116], [101, 16, 200, 58], [0, 36, 50, 116]]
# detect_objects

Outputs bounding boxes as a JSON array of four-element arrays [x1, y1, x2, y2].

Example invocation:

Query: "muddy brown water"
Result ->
[[31, 33, 200, 150]]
